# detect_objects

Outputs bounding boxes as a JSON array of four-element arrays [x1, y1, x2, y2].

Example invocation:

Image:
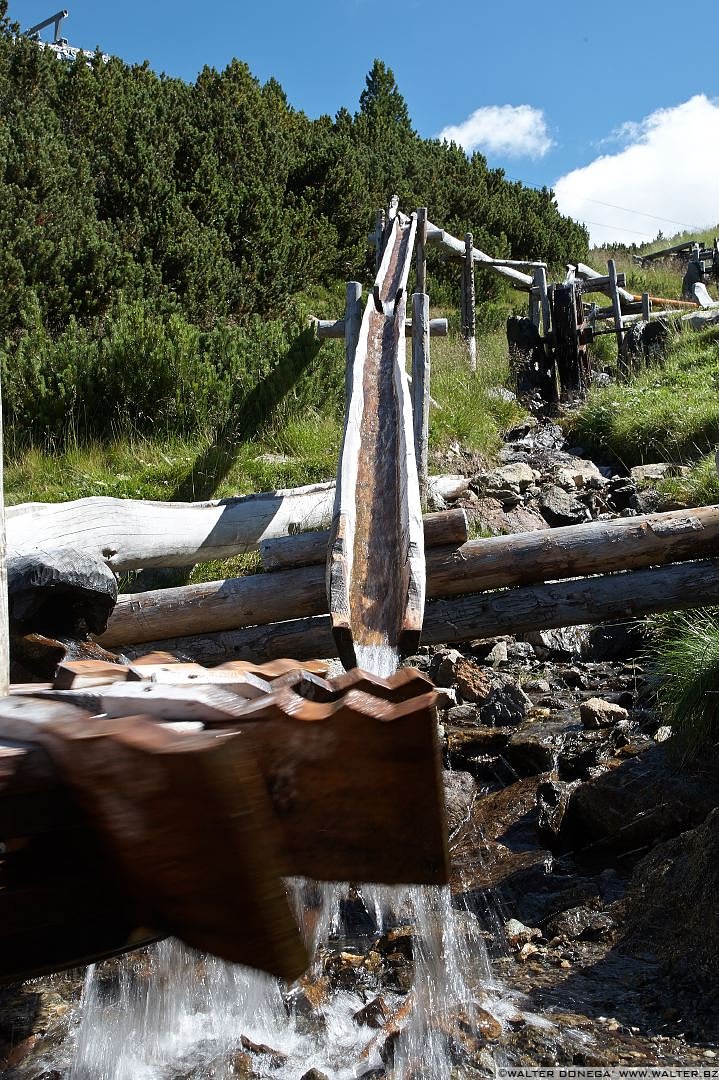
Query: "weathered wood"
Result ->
[[327, 212, 424, 667], [103, 505, 719, 648], [463, 233, 477, 371], [574, 262, 635, 303], [344, 281, 363, 412], [7, 474, 466, 573], [375, 208, 386, 273], [411, 292, 431, 510], [416, 206, 427, 294], [260, 508, 467, 572], [127, 558, 719, 664], [641, 292, 651, 321], [316, 316, 448, 339], [608, 258, 626, 374], [425, 220, 533, 289], [0, 378, 7, 697], [535, 265, 551, 339]]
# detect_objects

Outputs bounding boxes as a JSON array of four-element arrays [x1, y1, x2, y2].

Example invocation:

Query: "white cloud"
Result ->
[[438, 104, 553, 159], [554, 95, 719, 246]]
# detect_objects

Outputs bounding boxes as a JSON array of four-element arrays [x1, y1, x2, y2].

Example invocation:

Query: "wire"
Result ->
[[579, 219, 656, 239], [556, 191, 694, 230]]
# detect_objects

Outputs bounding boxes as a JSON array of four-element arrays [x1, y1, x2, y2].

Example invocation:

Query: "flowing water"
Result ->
[[52, 643, 507, 1078]]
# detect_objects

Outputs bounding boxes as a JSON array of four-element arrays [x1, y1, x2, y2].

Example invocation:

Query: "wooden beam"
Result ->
[[416, 207, 427, 294], [344, 281, 362, 414], [260, 508, 467, 572], [411, 292, 431, 510], [101, 505, 719, 648], [424, 219, 533, 289], [463, 233, 477, 371], [316, 316, 448, 339], [608, 259, 626, 376], [123, 558, 719, 664]]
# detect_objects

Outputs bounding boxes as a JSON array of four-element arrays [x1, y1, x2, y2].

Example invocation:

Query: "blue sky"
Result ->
[[10, 0, 719, 245]]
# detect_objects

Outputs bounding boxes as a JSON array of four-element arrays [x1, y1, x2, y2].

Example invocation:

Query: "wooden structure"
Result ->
[[327, 209, 425, 668], [0, 660, 449, 983]]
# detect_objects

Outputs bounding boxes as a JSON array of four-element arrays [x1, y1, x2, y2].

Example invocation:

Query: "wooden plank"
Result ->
[[425, 219, 533, 289], [535, 265, 551, 339], [344, 281, 362, 413], [411, 292, 431, 509], [260, 508, 468, 571], [608, 258, 626, 375], [40, 681, 272, 721], [38, 715, 308, 979]]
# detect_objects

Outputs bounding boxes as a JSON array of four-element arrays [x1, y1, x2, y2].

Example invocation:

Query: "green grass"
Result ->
[[648, 608, 719, 762], [657, 452, 719, 508], [589, 226, 719, 304], [565, 323, 719, 468]]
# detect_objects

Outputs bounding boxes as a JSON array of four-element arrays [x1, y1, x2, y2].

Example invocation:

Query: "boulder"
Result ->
[[536, 778, 581, 845], [525, 626, 591, 659], [539, 485, 591, 527], [544, 904, 614, 942], [443, 770, 478, 833], [630, 463, 673, 484], [580, 697, 629, 729]]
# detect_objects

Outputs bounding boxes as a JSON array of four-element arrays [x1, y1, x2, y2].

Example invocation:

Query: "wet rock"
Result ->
[[443, 769, 478, 832], [239, 1035, 287, 1070], [559, 744, 719, 865], [524, 678, 551, 694], [539, 485, 591, 527], [447, 703, 482, 725], [353, 996, 391, 1028], [545, 904, 615, 942], [453, 658, 492, 703], [580, 697, 629, 729], [605, 476, 636, 512], [300, 1071, 330, 1080], [505, 918, 542, 948], [623, 807, 719, 1029], [456, 667, 532, 726], [536, 778, 580, 845], [446, 726, 510, 770], [505, 718, 576, 775], [401, 653, 431, 672]]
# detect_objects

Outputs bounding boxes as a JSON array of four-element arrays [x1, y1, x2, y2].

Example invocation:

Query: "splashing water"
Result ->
[[59, 878, 502, 1080]]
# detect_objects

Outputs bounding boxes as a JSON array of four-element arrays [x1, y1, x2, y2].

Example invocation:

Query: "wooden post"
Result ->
[[375, 209, 386, 274], [641, 292, 651, 322], [344, 282, 362, 414], [529, 286, 540, 328], [416, 207, 428, 295], [463, 232, 477, 371], [608, 259, 625, 378], [0, 383, 7, 696], [412, 292, 431, 511], [535, 266, 551, 340]]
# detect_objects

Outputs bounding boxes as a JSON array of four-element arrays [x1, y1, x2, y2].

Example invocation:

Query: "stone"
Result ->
[[539, 484, 591, 527], [447, 703, 481, 725], [472, 496, 549, 536], [429, 647, 464, 686], [454, 667, 532, 726], [352, 996, 390, 1029], [239, 1036, 287, 1070], [487, 385, 517, 403], [486, 640, 508, 666], [525, 626, 591, 659], [630, 463, 672, 484], [443, 769, 478, 833], [505, 718, 578, 776], [494, 461, 536, 490], [580, 697, 629, 729], [583, 621, 645, 660], [446, 727, 510, 765], [401, 653, 431, 672], [544, 904, 614, 942], [536, 777, 581, 845], [454, 658, 492, 703], [505, 918, 541, 948]]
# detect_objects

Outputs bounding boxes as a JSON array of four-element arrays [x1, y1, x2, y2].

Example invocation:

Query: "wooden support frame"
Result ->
[[416, 207, 427, 295], [411, 292, 431, 511], [608, 259, 626, 377], [463, 233, 477, 371]]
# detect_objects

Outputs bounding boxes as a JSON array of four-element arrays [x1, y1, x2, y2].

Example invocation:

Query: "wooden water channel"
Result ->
[[2, 197, 719, 985]]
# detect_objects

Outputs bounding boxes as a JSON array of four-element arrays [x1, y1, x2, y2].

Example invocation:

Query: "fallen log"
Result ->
[[120, 559, 719, 664], [100, 505, 719, 648], [260, 508, 467, 572], [6, 475, 467, 573]]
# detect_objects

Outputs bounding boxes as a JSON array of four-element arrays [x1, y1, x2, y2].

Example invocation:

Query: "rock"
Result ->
[[401, 653, 431, 672], [434, 686, 458, 710], [544, 904, 614, 942], [505, 918, 541, 948], [429, 647, 464, 686], [472, 496, 549, 536], [487, 385, 517, 403], [443, 769, 478, 832], [454, 658, 492, 703], [525, 626, 591, 659], [536, 777, 581, 844], [446, 727, 510, 768], [580, 697, 629, 729], [583, 621, 645, 660], [539, 484, 591, 527], [494, 461, 536, 490], [486, 640, 508, 666], [559, 744, 719, 865], [505, 718, 577, 776], [239, 1036, 287, 1069], [605, 477, 636, 511], [622, 807, 719, 1038], [447, 703, 481, 725], [352, 996, 390, 1028], [301, 1071, 330, 1080], [630, 463, 672, 484], [525, 678, 551, 694], [655, 725, 672, 743]]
